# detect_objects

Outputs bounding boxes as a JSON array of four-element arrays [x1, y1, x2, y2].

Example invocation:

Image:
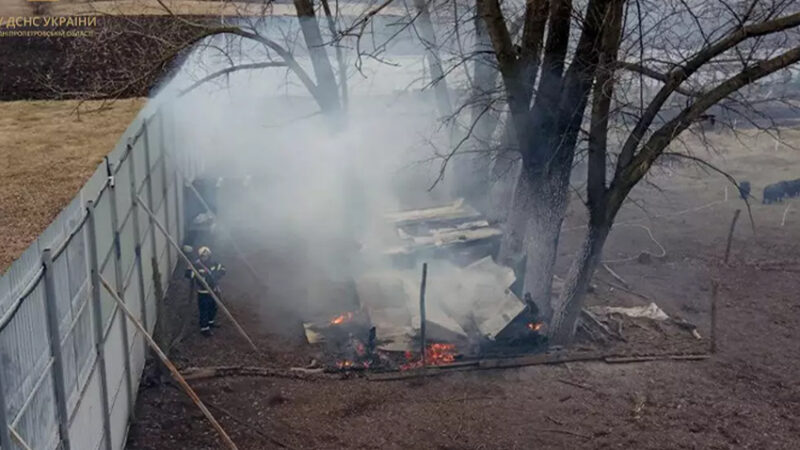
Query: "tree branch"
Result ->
[[588, 0, 625, 220], [616, 61, 702, 97], [178, 62, 287, 97], [615, 11, 800, 175], [608, 44, 800, 220]]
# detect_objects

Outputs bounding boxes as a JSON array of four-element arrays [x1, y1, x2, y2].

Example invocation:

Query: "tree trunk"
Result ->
[[486, 152, 520, 223], [498, 157, 572, 320], [412, 0, 453, 119], [294, 0, 341, 114], [548, 221, 611, 343], [319, 0, 349, 111], [497, 165, 534, 265], [451, 10, 500, 209], [486, 119, 519, 222], [519, 168, 571, 320]]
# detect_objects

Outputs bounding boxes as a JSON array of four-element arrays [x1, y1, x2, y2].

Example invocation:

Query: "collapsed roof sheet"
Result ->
[[355, 257, 526, 351], [384, 198, 481, 225], [382, 200, 502, 256]]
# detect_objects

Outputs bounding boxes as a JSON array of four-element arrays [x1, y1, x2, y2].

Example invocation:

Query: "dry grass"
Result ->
[[0, 98, 146, 273]]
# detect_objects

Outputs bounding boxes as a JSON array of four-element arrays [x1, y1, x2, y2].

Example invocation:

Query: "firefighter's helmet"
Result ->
[[197, 246, 212, 258]]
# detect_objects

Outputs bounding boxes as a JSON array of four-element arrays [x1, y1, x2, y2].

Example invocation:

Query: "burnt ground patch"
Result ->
[[126, 158, 800, 449]]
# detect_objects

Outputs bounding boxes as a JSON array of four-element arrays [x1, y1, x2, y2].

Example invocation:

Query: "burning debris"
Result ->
[[299, 201, 552, 372], [527, 322, 544, 332], [303, 259, 547, 371], [330, 311, 355, 325], [400, 343, 457, 370]]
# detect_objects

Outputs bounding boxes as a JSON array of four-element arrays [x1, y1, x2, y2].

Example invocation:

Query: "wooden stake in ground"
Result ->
[[98, 275, 239, 450], [723, 209, 741, 264], [419, 262, 428, 367], [712, 209, 741, 354], [135, 194, 259, 352]]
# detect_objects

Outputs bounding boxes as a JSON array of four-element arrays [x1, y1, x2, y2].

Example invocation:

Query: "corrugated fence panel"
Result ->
[[14, 365, 60, 450], [103, 310, 127, 411], [93, 192, 114, 273], [124, 264, 142, 337], [133, 136, 148, 195], [0, 103, 187, 450], [0, 243, 41, 320], [118, 212, 137, 294], [72, 292, 95, 388], [150, 161, 165, 213], [0, 281, 51, 418], [81, 163, 109, 204], [104, 311, 129, 450], [139, 236, 157, 335], [68, 363, 105, 450]]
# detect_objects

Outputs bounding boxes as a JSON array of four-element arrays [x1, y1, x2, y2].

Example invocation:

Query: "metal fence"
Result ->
[[0, 102, 187, 450]]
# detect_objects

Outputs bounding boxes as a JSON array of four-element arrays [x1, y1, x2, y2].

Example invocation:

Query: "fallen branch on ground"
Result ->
[[602, 263, 629, 287], [556, 379, 595, 391], [537, 428, 592, 439], [367, 351, 710, 381], [596, 277, 652, 301], [603, 354, 710, 363], [181, 366, 335, 382]]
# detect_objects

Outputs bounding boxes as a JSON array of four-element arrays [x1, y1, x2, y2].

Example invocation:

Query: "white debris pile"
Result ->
[[355, 256, 526, 352]]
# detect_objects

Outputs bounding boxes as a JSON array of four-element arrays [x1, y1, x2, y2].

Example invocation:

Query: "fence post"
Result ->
[[127, 141, 150, 334], [86, 200, 114, 450], [143, 121, 159, 277], [41, 249, 72, 450], [174, 167, 183, 247], [105, 159, 135, 420], [158, 113, 174, 274], [0, 364, 13, 450]]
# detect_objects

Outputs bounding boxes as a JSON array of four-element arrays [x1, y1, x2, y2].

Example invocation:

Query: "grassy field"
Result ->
[[0, 0, 407, 17], [0, 99, 145, 272]]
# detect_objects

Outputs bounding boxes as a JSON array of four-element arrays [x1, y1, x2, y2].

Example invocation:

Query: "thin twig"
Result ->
[[205, 401, 293, 449], [537, 428, 592, 439], [602, 263, 629, 287], [557, 379, 595, 391], [781, 204, 792, 227]]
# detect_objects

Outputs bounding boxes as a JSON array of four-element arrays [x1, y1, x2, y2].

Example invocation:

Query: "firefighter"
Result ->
[[186, 246, 226, 336]]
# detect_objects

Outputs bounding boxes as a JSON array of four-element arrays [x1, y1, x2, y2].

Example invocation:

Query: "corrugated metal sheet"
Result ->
[[0, 102, 185, 450]]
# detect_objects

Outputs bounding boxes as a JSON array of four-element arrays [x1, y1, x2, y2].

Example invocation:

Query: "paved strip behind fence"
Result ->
[[0, 102, 189, 450]]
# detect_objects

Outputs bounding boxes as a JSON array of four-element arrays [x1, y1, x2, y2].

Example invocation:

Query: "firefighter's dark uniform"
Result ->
[[186, 258, 226, 333]]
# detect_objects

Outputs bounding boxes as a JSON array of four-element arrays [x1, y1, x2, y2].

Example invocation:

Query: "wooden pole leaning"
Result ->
[[134, 194, 259, 352], [98, 275, 238, 450]]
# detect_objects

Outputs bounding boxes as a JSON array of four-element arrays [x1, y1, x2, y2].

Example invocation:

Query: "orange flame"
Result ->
[[527, 322, 543, 332], [330, 312, 354, 325], [337, 360, 354, 369], [336, 360, 369, 370], [401, 343, 456, 370]]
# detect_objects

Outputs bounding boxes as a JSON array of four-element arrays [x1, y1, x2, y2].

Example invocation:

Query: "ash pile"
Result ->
[[302, 200, 547, 372]]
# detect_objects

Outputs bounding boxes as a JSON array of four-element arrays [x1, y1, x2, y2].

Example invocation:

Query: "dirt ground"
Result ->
[[127, 128, 800, 449], [0, 99, 145, 271]]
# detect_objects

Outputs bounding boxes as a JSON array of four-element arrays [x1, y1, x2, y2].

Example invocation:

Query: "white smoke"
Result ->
[[149, 18, 465, 317]]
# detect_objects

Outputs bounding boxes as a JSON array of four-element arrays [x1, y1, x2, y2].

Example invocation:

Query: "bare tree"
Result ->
[[468, 0, 800, 342], [64, 0, 800, 345], [55, 0, 345, 117]]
